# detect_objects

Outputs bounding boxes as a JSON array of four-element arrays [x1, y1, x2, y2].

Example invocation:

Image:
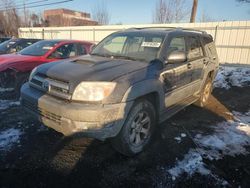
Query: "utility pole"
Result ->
[[23, 0, 27, 26], [190, 0, 198, 23]]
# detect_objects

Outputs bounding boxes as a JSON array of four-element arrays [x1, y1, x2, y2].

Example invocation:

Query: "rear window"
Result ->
[[168, 37, 186, 54], [0, 39, 17, 52], [202, 36, 213, 45], [187, 36, 204, 60], [202, 35, 217, 57]]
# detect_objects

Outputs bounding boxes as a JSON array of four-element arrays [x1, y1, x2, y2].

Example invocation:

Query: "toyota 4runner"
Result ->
[[21, 28, 219, 156]]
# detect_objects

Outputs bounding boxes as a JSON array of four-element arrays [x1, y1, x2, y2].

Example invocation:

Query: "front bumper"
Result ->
[[20, 83, 133, 140]]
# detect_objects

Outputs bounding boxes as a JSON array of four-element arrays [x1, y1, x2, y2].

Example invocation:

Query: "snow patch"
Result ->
[[214, 66, 250, 89], [168, 150, 210, 178], [181, 133, 186, 138], [0, 128, 23, 151], [0, 100, 20, 110], [168, 111, 250, 181], [196, 119, 250, 160], [0, 87, 14, 92], [174, 133, 187, 143], [174, 137, 182, 143], [233, 111, 250, 125]]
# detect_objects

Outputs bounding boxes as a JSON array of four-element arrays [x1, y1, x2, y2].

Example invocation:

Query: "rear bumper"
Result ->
[[20, 83, 133, 140]]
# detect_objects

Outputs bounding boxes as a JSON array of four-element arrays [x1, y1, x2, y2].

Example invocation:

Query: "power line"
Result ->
[[0, 0, 74, 11], [13, 0, 49, 8]]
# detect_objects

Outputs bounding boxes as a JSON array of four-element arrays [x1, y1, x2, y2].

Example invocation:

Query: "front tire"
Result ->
[[111, 99, 156, 156], [14, 73, 29, 99]]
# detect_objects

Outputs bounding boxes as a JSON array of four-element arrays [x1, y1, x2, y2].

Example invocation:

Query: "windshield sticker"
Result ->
[[141, 42, 161, 48], [9, 42, 16, 45], [42, 46, 53, 50]]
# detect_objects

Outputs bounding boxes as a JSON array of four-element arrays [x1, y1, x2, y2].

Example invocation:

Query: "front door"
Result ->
[[160, 36, 193, 108]]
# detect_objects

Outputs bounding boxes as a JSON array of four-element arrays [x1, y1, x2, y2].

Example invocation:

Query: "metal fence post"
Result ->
[[70, 29, 72, 39], [93, 28, 96, 43], [214, 25, 219, 44], [42, 29, 45, 39]]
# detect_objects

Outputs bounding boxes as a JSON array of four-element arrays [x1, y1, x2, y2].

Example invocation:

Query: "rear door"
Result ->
[[186, 35, 207, 94]]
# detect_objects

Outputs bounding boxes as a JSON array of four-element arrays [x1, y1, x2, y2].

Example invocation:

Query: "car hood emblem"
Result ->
[[42, 80, 50, 92]]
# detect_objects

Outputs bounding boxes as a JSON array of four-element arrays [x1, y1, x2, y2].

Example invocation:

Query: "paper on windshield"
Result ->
[[141, 42, 161, 48], [42, 46, 53, 50]]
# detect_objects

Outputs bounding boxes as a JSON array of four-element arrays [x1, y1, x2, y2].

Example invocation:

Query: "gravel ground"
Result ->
[[0, 66, 249, 188]]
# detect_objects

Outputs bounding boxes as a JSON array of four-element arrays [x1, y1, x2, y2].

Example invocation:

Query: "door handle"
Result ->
[[187, 63, 192, 69]]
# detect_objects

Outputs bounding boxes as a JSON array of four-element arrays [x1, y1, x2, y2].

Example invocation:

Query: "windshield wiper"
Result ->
[[112, 55, 145, 62], [91, 53, 111, 58]]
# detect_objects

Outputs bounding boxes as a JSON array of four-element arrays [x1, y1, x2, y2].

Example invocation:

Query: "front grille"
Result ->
[[23, 99, 62, 125], [30, 73, 71, 100]]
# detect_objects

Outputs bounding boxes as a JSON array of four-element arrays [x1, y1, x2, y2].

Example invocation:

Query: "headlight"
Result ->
[[72, 82, 116, 102], [29, 67, 37, 82]]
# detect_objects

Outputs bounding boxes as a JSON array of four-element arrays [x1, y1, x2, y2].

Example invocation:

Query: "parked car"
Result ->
[[0, 38, 40, 55], [0, 39, 94, 96], [21, 28, 219, 156], [0, 37, 11, 44]]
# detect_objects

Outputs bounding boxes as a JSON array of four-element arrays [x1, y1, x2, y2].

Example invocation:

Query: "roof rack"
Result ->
[[130, 27, 178, 30], [178, 28, 207, 34], [127, 27, 207, 34]]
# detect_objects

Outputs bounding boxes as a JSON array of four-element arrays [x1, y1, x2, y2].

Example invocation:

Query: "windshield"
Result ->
[[91, 32, 166, 62], [0, 39, 17, 52], [19, 40, 59, 56]]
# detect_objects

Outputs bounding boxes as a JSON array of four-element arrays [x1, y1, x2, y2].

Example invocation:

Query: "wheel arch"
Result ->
[[121, 79, 165, 121]]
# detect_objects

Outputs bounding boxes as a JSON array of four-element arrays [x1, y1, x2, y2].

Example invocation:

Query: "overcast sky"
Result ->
[[30, 0, 250, 24]]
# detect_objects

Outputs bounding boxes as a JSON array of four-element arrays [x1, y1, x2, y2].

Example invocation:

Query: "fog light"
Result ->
[[73, 121, 101, 131]]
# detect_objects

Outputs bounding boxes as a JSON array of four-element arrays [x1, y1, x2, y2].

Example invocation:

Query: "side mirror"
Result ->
[[167, 51, 187, 64]]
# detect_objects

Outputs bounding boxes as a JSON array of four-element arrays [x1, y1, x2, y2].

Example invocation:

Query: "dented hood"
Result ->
[[35, 55, 150, 87]]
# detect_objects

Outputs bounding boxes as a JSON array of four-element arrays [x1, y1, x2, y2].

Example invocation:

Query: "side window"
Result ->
[[49, 43, 77, 59], [78, 44, 87, 55], [187, 36, 203, 60], [14, 41, 33, 52], [168, 37, 186, 55]]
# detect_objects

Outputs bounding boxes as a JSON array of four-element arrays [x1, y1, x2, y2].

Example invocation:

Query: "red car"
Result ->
[[0, 39, 94, 96]]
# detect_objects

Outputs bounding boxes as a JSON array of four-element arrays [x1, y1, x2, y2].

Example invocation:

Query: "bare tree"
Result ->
[[200, 11, 214, 22], [92, 1, 110, 25], [236, 0, 250, 2], [0, 0, 21, 36], [30, 13, 40, 27], [153, 0, 191, 24], [236, 0, 250, 14]]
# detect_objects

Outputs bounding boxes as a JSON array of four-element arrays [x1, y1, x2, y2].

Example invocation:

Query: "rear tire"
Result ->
[[195, 77, 213, 107], [111, 99, 156, 156]]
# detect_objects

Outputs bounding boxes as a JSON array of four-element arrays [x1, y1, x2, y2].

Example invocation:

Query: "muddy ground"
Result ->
[[0, 86, 249, 188]]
